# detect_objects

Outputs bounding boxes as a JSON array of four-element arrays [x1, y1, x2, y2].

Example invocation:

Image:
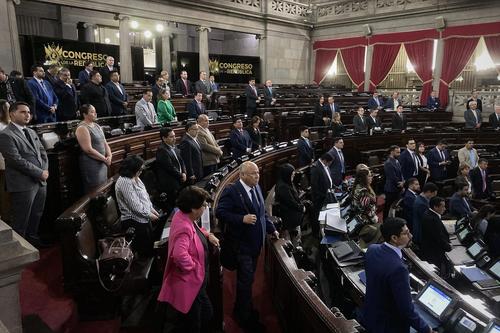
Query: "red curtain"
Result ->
[[314, 49, 337, 84], [439, 37, 479, 107], [340, 46, 365, 91], [485, 35, 500, 65], [369, 44, 401, 92], [404, 40, 434, 105]]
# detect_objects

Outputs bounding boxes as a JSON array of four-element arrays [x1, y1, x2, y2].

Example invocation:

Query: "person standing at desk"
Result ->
[[361, 217, 436, 333]]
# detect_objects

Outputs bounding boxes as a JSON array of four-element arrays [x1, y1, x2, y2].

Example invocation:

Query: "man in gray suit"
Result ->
[[0, 102, 48, 244], [135, 89, 158, 128], [464, 100, 481, 129]]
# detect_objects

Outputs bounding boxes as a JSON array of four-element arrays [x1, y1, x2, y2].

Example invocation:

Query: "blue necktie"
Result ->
[[250, 188, 260, 213]]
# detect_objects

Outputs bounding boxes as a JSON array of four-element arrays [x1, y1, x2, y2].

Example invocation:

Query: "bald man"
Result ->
[[216, 161, 279, 330], [196, 114, 223, 176]]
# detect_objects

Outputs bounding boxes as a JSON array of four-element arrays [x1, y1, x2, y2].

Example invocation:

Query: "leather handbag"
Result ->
[[96, 237, 134, 292]]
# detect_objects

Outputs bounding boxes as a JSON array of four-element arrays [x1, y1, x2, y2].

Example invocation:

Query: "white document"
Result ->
[[201, 207, 211, 232], [326, 203, 340, 209], [326, 211, 347, 233], [161, 227, 170, 239]]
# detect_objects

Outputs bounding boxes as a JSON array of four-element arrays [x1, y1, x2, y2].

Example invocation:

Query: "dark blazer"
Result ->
[[246, 126, 262, 150], [45, 73, 58, 87], [384, 157, 403, 193], [489, 112, 500, 129], [331, 122, 346, 137], [470, 167, 493, 199], [229, 128, 252, 159], [384, 98, 402, 110], [464, 109, 481, 129], [353, 115, 367, 132], [0, 78, 35, 110], [449, 193, 472, 219], [105, 81, 128, 116], [179, 135, 203, 181], [77, 70, 90, 87], [186, 100, 206, 119], [426, 96, 440, 109], [99, 66, 117, 85], [324, 103, 340, 119], [426, 147, 449, 181], [392, 112, 407, 130], [367, 97, 383, 109], [275, 180, 304, 230], [151, 83, 163, 111], [402, 190, 417, 231], [313, 103, 326, 126], [310, 160, 332, 210], [194, 80, 211, 96], [215, 181, 276, 256], [366, 115, 382, 129], [327, 147, 345, 186], [361, 243, 430, 333], [297, 137, 314, 167], [399, 149, 418, 180], [420, 209, 451, 268], [155, 143, 186, 205], [412, 195, 429, 244], [175, 79, 193, 96], [27, 78, 58, 123], [245, 84, 259, 109], [53, 80, 79, 121], [79, 82, 112, 117], [263, 86, 275, 106]]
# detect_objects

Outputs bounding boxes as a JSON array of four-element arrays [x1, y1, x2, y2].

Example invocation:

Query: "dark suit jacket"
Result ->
[[175, 79, 193, 96], [489, 112, 500, 129], [420, 209, 451, 268], [399, 149, 418, 180], [263, 86, 275, 106], [77, 70, 90, 87], [361, 244, 430, 333], [179, 135, 203, 181], [366, 115, 382, 129], [367, 97, 383, 109], [310, 160, 332, 210], [449, 193, 472, 219], [464, 109, 481, 129], [327, 147, 344, 186], [384, 98, 402, 110], [275, 180, 304, 229], [53, 80, 78, 121], [470, 167, 493, 199], [45, 74, 58, 87], [426, 147, 448, 181], [155, 143, 186, 205], [0, 123, 48, 192], [27, 78, 58, 123], [313, 103, 326, 126], [105, 82, 128, 116], [99, 66, 117, 85], [151, 83, 163, 111], [186, 100, 206, 119], [402, 190, 417, 231], [194, 80, 211, 96], [245, 85, 259, 109], [412, 195, 429, 244], [392, 113, 407, 130], [384, 157, 403, 193], [246, 127, 262, 150], [297, 137, 314, 167], [80, 82, 112, 117], [215, 181, 276, 256], [426, 96, 440, 109], [0, 78, 35, 110], [323, 103, 340, 119], [229, 128, 252, 159], [353, 115, 367, 132]]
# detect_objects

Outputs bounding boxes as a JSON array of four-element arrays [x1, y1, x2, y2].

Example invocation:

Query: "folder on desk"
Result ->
[[461, 267, 492, 282], [358, 270, 366, 286]]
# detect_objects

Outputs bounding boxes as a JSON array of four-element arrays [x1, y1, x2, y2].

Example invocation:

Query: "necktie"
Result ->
[[250, 188, 260, 212], [39, 80, 49, 97], [463, 198, 471, 212], [338, 150, 345, 173], [183, 80, 189, 94], [482, 170, 487, 192], [23, 128, 34, 148], [411, 152, 419, 176], [439, 149, 445, 161], [171, 146, 182, 171]]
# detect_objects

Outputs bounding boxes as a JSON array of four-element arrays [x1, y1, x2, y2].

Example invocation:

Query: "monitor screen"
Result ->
[[458, 228, 470, 239], [347, 218, 359, 232], [468, 242, 483, 257], [418, 284, 453, 318], [489, 261, 500, 280], [488, 324, 500, 333]]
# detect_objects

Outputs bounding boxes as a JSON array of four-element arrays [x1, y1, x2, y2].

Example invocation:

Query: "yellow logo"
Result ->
[[42, 43, 108, 67], [209, 59, 219, 74], [44, 44, 64, 65]]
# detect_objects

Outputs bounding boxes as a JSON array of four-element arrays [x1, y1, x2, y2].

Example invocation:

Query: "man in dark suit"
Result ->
[[99, 56, 117, 85], [367, 91, 383, 110], [156, 127, 186, 213], [53, 68, 79, 121], [402, 178, 420, 232], [297, 126, 314, 167], [77, 61, 93, 88], [392, 105, 407, 132], [174, 70, 193, 96], [425, 139, 450, 181], [324, 96, 340, 120], [229, 118, 252, 159], [412, 182, 438, 245], [470, 158, 495, 200], [27, 64, 58, 123], [151, 76, 165, 110], [263, 79, 276, 107], [194, 70, 212, 101], [361, 217, 435, 333], [310, 153, 334, 236], [179, 122, 203, 184], [186, 92, 206, 119], [421, 197, 451, 276], [384, 91, 402, 110], [327, 137, 345, 186], [353, 106, 368, 132], [79, 71, 112, 118], [0, 67, 34, 110], [464, 100, 481, 129], [245, 77, 260, 118], [366, 108, 382, 130], [105, 71, 128, 116], [384, 145, 404, 218], [489, 105, 500, 129], [0, 102, 49, 246], [426, 90, 440, 110], [215, 161, 279, 331], [449, 181, 475, 219], [399, 138, 419, 180], [45, 64, 60, 87]]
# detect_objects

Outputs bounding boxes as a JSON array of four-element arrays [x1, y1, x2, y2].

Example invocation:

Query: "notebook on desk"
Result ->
[[473, 259, 500, 290]]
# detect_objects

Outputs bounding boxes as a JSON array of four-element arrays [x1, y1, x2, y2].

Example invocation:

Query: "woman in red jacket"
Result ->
[[158, 186, 219, 332]]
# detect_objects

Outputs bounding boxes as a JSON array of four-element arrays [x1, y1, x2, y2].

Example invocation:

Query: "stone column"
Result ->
[[161, 33, 171, 74], [258, 34, 267, 82], [0, 220, 39, 333], [433, 37, 444, 94], [2, 0, 23, 72], [197, 26, 210, 74], [364, 44, 374, 92], [77, 22, 95, 43], [119, 16, 133, 83]]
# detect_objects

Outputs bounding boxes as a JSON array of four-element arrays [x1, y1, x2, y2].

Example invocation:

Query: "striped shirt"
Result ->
[[115, 176, 153, 224]]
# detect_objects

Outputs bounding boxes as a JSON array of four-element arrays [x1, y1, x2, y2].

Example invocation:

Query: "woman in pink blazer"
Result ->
[[158, 186, 219, 332]]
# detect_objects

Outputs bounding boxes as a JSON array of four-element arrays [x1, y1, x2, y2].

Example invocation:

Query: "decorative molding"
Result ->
[[196, 26, 212, 32], [230, 0, 261, 9], [376, 0, 431, 8], [317, 1, 368, 18], [270, 0, 310, 18]]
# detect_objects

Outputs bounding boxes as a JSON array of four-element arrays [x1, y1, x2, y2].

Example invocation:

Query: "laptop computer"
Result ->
[[484, 320, 500, 333], [467, 240, 487, 260], [474, 259, 500, 290], [346, 217, 360, 235], [457, 226, 473, 244], [330, 240, 363, 262], [414, 281, 456, 329]]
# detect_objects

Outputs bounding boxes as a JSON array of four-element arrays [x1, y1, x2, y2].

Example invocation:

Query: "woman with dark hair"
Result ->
[[115, 155, 159, 256], [246, 115, 262, 150], [416, 142, 430, 186], [313, 95, 326, 126], [471, 204, 495, 237], [350, 168, 378, 227], [456, 162, 472, 195], [75, 104, 112, 193], [157, 89, 177, 124], [0, 100, 10, 220], [331, 112, 346, 137], [158, 186, 219, 333], [275, 163, 305, 246]]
